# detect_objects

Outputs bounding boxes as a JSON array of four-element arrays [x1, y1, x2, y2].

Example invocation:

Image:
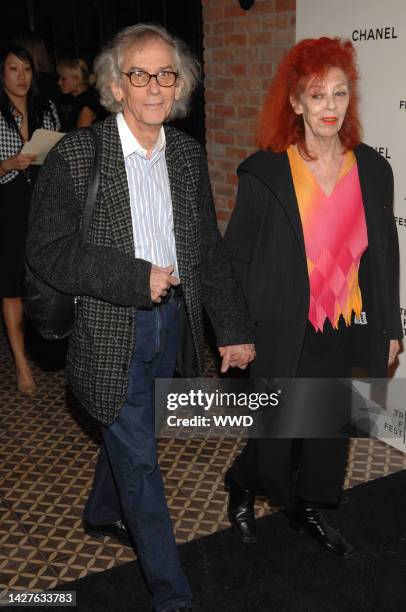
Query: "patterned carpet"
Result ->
[[1, 323, 406, 593]]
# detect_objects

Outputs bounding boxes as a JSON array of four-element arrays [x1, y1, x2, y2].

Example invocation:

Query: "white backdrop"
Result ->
[[296, 0, 406, 451]]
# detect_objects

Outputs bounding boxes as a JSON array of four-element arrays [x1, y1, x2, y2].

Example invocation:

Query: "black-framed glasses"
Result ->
[[120, 69, 179, 87]]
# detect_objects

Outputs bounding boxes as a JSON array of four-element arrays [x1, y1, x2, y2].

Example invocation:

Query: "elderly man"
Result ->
[[27, 24, 255, 612]]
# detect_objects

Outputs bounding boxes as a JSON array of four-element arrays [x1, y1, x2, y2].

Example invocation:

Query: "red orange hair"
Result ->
[[257, 37, 362, 157]]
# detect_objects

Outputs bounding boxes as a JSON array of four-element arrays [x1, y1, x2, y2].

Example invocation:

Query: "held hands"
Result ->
[[150, 264, 179, 303], [218, 343, 256, 373], [217, 339, 399, 372], [2, 153, 37, 172], [388, 339, 401, 367]]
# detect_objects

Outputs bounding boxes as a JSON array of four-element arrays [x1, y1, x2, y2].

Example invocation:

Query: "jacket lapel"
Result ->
[[100, 115, 134, 256], [354, 144, 376, 253], [245, 151, 306, 260], [164, 127, 192, 281]]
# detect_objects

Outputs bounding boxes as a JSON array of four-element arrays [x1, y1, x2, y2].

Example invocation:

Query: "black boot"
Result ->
[[84, 519, 133, 547], [289, 498, 355, 558], [224, 468, 256, 543]]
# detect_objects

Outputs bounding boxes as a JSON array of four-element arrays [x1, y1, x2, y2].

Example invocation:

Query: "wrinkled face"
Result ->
[[3, 53, 32, 99], [111, 37, 182, 136], [57, 69, 79, 95], [291, 67, 350, 140]]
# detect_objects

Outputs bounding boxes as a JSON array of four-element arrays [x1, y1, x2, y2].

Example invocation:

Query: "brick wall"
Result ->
[[202, 0, 296, 232]]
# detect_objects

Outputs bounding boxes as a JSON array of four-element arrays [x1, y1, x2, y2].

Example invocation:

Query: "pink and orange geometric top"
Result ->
[[287, 145, 368, 332]]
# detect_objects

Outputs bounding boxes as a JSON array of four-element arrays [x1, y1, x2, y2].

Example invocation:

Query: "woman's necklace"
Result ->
[[19, 111, 29, 143]]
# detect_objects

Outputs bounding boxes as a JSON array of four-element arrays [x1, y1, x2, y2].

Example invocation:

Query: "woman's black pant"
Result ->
[[232, 318, 353, 512]]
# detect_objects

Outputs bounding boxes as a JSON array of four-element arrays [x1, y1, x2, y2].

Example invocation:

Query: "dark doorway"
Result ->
[[0, 0, 205, 143]]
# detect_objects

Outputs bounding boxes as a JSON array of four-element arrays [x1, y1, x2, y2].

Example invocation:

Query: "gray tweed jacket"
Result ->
[[27, 115, 253, 424]]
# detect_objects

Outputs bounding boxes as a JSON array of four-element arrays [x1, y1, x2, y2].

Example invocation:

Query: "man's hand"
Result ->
[[218, 343, 256, 373], [150, 264, 179, 303], [388, 339, 401, 367]]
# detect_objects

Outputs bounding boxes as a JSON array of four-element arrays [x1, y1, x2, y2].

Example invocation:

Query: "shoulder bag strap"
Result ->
[[80, 128, 101, 243]]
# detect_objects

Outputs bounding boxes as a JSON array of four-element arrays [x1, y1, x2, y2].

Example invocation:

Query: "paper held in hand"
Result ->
[[21, 129, 66, 165]]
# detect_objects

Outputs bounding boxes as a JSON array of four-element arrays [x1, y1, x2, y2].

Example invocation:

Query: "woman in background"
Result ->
[[224, 37, 402, 557], [57, 57, 108, 130], [14, 31, 60, 109], [0, 44, 60, 395]]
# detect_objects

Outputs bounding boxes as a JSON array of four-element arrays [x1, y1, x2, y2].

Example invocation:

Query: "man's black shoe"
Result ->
[[289, 499, 355, 558], [84, 519, 133, 547], [224, 468, 257, 543]]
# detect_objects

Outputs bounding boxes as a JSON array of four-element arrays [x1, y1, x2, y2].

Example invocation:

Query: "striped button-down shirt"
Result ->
[[116, 112, 179, 279]]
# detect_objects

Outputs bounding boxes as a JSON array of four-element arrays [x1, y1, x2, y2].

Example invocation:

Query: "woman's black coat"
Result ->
[[224, 143, 403, 379]]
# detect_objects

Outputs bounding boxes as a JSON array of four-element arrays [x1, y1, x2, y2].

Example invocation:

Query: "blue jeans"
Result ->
[[84, 295, 192, 612]]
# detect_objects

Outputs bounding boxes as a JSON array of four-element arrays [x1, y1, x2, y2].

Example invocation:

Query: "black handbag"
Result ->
[[24, 128, 101, 340]]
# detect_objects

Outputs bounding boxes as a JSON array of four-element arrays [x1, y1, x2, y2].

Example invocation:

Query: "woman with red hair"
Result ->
[[224, 37, 402, 557]]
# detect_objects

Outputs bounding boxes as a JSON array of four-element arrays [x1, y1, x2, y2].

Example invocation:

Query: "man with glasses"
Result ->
[[27, 24, 255, 612]]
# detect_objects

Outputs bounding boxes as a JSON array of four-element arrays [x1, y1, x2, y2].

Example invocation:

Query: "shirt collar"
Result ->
[[116, 112, 165, 159]]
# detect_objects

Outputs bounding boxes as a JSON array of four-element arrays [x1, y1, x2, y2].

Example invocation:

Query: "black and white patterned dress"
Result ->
[[0, 101, 60, 297]]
